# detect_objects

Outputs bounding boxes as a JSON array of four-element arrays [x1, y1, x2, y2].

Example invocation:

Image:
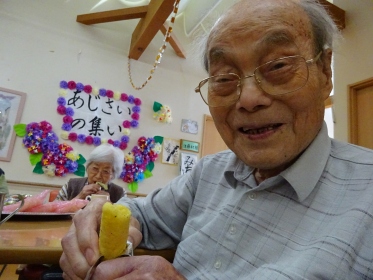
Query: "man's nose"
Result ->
[[235, 78, 272, 111]]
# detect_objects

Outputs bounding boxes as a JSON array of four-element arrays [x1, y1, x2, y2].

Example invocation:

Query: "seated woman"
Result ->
[[55, 144, 125, 203]]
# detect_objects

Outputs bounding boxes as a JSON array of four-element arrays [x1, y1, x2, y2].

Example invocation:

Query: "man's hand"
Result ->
[[59, 199, 143, 279], [91, 255, 186, 280]]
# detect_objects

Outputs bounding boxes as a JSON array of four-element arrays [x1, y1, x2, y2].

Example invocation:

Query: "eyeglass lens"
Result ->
[[199, 56, 309, 107]]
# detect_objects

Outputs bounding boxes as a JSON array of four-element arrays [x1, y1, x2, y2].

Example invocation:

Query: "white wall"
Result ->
[[0, 0, 210, 195], [1, 0, 372, 195], [333, 0, 373, 141]]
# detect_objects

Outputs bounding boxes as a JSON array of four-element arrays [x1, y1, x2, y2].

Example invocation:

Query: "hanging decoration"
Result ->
[[120, 136, 163, 193], [127, 0, 181, 90], [58, 80, 141, 150], [153, 101, 173, 124], [13, 121, 86, 177]]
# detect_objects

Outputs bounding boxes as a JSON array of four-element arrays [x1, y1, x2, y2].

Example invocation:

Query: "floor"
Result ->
[[0, 264, 19, 279]]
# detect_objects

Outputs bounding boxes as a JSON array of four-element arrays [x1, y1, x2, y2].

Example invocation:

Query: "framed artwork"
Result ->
[[180, 139, 200, 153], [180, 152, 198, 175], [162, 138, 180, 165], [0, 87, 26, 161], [181, 119, 198, 134]]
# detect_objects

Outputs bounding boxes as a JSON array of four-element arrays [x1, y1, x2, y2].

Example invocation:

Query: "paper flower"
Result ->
[[14, 121, 86, 177], [120, 136, 162, 192], [153, 102, 172, 124]]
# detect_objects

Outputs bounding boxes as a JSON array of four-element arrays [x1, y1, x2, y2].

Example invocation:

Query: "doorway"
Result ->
[[348, 77, 373, 149]]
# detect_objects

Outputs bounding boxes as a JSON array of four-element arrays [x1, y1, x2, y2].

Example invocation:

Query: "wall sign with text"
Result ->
[[180, 139, 199, 153]]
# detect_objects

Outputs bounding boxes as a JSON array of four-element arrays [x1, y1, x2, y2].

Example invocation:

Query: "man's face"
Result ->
[[207, 0, 333, 176]]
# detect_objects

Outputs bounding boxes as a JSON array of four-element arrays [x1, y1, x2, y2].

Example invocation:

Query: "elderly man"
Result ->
[[60, 0, 373, 279]]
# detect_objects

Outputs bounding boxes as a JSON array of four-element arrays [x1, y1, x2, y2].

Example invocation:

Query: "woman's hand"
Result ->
[[76, 183, 101, 200], [60, 199, 143, 279]]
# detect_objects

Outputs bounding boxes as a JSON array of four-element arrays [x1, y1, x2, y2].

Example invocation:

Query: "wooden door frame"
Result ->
[[348, 77, 373, 144]]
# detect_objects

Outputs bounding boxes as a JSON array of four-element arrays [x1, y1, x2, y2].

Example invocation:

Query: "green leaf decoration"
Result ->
[[74, 164, 86, 177], [77, 154, 86, 165], [154, 136, 164, 144], [32, 162, 44, 174], [13, 124, 27, 137], [30, 153, 43, 166], [144, 169, 153, 179], [153, 101, 163, 112], [146, 161, 155, 172], [128, 182, 138, 193]]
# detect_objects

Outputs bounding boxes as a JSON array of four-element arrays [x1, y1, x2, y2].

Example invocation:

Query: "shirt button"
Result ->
[[229, 225, 237, 234], [249, 192, 257, 200], [214, 260, 222, 269]]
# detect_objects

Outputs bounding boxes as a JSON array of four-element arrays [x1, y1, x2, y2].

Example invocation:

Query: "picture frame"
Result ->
[[0, 87, 26, 161], [181, 119, 198, 134], [180, 139, 200, 153], [180, 152, 198, 175], [161, 138, 180, 165]]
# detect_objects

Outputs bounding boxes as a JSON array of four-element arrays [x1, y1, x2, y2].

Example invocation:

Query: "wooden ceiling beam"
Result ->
[[160, 23, 186, 59], [319, 0, 346, 30], [129, 0, 176, 60], [76, 6, 148, 25], [76, 0, 186, 60], [76, 0, 344, 61]]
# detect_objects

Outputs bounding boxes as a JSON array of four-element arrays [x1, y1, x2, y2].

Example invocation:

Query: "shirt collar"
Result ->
[[224, 122, 331, 201], [281, 122, 331, 201]]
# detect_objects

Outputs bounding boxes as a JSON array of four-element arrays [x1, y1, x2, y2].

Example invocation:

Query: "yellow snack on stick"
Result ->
[[97, 182, 108, 190], [99, 202, 131, 260]]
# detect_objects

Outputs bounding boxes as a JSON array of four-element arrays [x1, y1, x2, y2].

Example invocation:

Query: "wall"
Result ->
[[0, 0, 210, 195], [333, 0, 373, 141], [1, 0, 372, 195]]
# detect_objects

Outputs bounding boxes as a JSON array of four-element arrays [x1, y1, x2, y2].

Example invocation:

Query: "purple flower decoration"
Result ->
[[57, 97, 66, 106], [113, 140, 120, 147], [121, 135, 129, 143], [76, 82, 84, 91], [131, 120, 139, 128], [128, 95, 135, 104], [132, 106, 141, 113], [77, 134, 86, 143], [60, 80, 68, 89], [66, 160, 78, 172], [62, 123, 72, 131], [65, 107, 74, 116], [93, 137, 101, 146], [99, 88, 107, 97]]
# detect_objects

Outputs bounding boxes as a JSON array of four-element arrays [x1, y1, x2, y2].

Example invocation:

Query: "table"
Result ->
[[0, 215, 175, 264]]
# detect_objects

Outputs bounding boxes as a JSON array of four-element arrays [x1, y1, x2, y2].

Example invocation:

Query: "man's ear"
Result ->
[[320, 48, 333, 100]]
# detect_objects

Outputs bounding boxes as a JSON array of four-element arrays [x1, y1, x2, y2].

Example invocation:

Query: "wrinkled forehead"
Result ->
[[207, 0, 313, 57]]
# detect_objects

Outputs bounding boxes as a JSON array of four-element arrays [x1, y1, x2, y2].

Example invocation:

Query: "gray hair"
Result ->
[[299, 0, 342, 53], [85, 144, 124, 179], [200, 0, 342, 71]]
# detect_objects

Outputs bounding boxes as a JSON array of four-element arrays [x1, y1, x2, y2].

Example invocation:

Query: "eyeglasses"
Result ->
[[195, 51, 322, 107], [88, 166, 112, 177]]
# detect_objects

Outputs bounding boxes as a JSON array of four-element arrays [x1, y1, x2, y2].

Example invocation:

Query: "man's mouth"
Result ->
[[240, 123, 282, 135]]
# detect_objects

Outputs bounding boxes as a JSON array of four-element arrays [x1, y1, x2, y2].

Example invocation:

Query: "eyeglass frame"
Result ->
[[195, 51, 323, 107], [87, 165, 113, 178]]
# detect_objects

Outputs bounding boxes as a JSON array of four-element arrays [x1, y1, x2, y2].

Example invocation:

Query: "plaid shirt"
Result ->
[[119, 123, 373, 279]]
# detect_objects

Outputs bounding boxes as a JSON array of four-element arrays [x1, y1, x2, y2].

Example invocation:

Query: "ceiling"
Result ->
[[88, 0, 232, 37]]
